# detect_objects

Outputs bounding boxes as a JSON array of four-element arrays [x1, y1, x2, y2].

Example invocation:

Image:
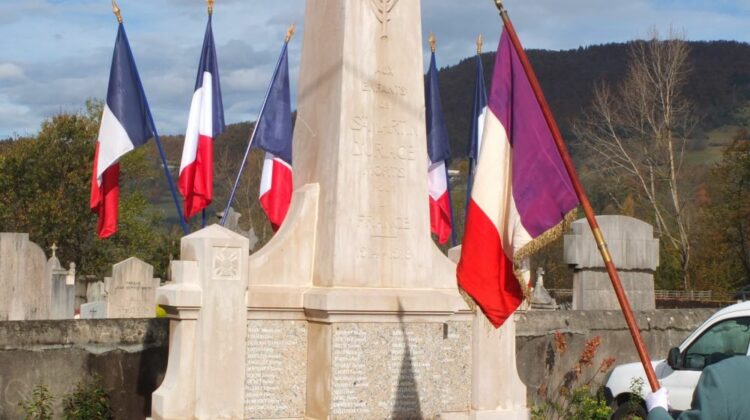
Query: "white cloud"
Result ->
[[0, 63, 25, 81]]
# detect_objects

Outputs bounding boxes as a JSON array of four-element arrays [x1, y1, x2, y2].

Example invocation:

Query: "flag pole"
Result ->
[[221, 24, 295, 226], [112, 0, 189, 236], [491, 0, 659, 391], [465, 34, 484, 219], [201, 0, 214, 229], [430, 33, 457, 247]]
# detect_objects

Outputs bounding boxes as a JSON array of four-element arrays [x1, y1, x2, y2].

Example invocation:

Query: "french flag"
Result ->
[[178, 15, 225, 219], [90, 23, 154, 239], [254, 42, 293, 231], [466, 49, 488, 199], [457, 28, 579, 328], [425, 49, 453, 245]]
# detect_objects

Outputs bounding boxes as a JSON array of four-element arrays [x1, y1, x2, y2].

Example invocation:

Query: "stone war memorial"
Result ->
[[565, 216, 659, 311], [152, 1, 528, 419]]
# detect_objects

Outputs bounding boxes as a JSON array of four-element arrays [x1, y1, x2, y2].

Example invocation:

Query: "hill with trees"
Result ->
[[440, 40, 750, 157]]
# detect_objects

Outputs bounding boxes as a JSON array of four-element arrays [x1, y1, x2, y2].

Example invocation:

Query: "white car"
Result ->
[[604, 301, 750, 418]]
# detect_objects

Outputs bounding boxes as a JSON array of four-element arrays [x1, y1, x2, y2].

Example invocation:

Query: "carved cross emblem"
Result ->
[[369, 0, 399, 39], [213, 247, 240, 280]]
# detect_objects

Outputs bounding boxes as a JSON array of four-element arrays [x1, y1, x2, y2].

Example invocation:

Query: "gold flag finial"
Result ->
[[112, 0, 123, 23], [429, 32, 436, 53], [493, 0, 506, 14], [285, 23, 296, 43], [476, 34, 484, 54], [207, 0, 214, 15]]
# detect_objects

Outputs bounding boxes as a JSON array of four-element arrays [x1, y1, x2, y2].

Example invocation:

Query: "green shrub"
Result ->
[[17, 385, 54, 420], [62, 376, 113, 420]]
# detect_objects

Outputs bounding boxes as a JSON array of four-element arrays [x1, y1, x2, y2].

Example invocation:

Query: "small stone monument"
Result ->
[[564, 216, 658, 310], [81, 257, 160, 319], [47, 243, 76, 319], [530, 268, 558, 310], [106, 257, 160, 318]]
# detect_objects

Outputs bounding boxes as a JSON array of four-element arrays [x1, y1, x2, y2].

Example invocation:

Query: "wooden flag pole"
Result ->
[[492, 0, 660, 391]]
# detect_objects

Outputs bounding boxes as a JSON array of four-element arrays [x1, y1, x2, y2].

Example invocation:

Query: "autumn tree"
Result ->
[[0, 100, 178, 278], [691, 129, 750, 291], [574, 30, 696, 289]]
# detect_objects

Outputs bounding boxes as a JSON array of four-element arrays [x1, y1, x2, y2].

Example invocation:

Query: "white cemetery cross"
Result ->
[[152, 1, 527, 419]]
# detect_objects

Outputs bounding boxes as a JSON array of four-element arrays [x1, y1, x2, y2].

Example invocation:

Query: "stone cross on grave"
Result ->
[[50, 243, 58, 258]]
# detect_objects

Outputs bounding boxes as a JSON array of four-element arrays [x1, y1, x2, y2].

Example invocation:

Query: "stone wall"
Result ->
[[0, 319, 168, 420], [0, 310, 716, 419], [516, 309, 714, 405]]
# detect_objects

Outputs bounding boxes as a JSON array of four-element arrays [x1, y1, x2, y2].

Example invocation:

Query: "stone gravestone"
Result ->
[[47, 244, 76, 319], [86, 280, 106, 303], [81, 257, 159, 319], [0, 233, 50, 320], [152, 1, 528, 419], [106, 257, 160, 318], [79, 300, 107, 319], [564, 215, 658, 310]]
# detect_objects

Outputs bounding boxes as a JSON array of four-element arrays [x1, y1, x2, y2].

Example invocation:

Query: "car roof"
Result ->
[[708, 301, 750, 321]]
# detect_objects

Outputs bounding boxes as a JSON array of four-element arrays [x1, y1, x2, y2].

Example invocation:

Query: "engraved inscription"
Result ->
[[440, 322, 472, 411], [358, 213, 412, 238], [212, 247, 240, 280], [357, 211, 414, 260], [245, 322, 306, 418], [332, 329, 370, 415], [362, 81, 407, 97]]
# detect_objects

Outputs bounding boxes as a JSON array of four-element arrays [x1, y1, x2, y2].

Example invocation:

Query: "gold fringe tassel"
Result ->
[[513, 208, 578, 302]]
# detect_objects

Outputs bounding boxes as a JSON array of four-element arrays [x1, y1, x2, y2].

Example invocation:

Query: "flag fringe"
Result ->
[[513, 208, 578, 301], [458, 285, 478, 312]]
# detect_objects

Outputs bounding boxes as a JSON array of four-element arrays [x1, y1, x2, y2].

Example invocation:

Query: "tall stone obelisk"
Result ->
[[293, 0, 455, 289], [152, 1, 528, 419]]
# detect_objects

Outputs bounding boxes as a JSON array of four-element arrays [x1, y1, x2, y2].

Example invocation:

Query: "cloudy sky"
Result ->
[[0, 0, 748, 139]]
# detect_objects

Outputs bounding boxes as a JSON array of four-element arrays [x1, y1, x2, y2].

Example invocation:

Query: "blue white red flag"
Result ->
[[457, 28, 579, 328], [254, 43, 293, 231], [179, 15, 225, 219], [425, 50, 453, 245], [467, 52, 488, 198], [90, 23, 154, 239]]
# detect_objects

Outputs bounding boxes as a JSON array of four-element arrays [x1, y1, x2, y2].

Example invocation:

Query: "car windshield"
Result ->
[[683, 317, 750, 370]]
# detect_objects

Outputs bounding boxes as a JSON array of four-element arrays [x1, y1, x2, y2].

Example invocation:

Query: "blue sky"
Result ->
[[0, 0, 748, 139]]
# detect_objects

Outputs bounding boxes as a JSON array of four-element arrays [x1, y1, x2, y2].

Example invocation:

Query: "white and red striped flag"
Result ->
[[178, 15, 225, 220], [425, 47, 454, 245], [457, 28, 579, 328], [90, 23, 154, 239], [254, 42, 293, 231]]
